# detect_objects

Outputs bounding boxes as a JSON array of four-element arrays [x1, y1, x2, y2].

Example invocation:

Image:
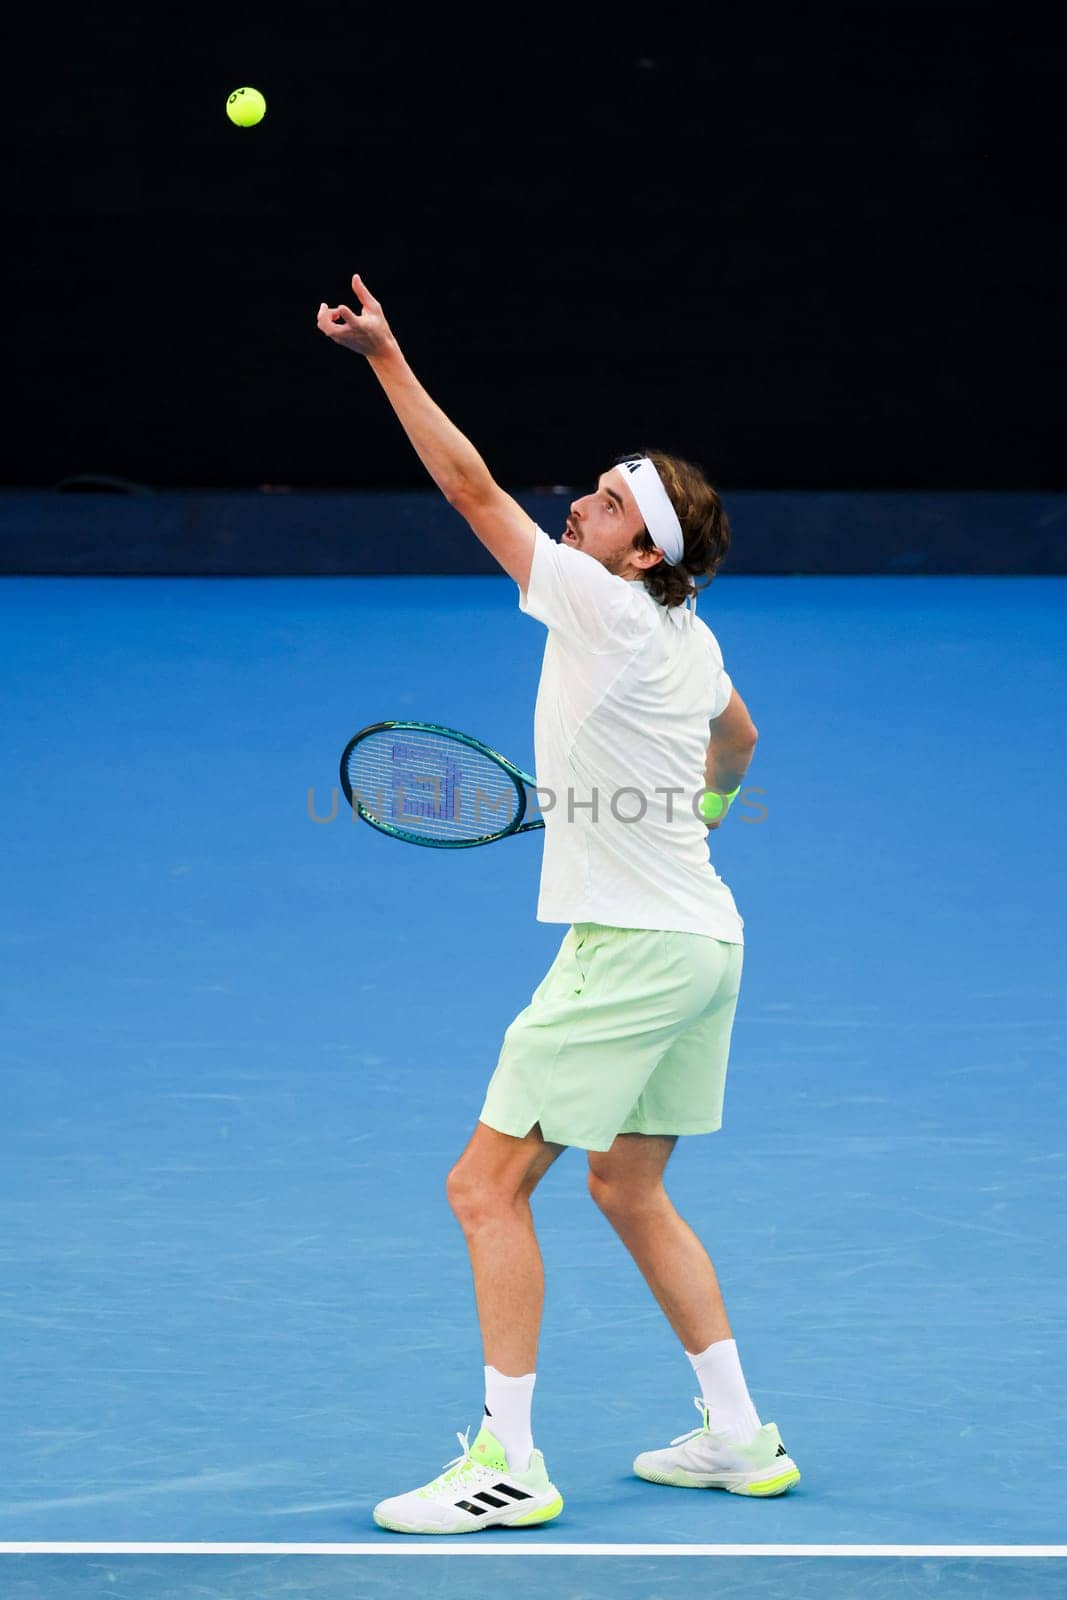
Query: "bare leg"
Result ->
[[587, 1133, 731, 1352], [446, 1120, 565, 1375]]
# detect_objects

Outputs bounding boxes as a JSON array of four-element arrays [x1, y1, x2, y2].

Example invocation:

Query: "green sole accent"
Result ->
[[373, 1493, 564, 1535], [373, 1514, 466, 1534], [505, 1493, 564, 1527], [635, 1465, 801, 1496], [634, 1468, 704, 1488], [739, 1468, 801, 1497]]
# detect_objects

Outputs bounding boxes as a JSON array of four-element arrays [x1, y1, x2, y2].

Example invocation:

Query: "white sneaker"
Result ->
[[373, 1422, 564, 1534], [634, 1396, 801, 1496]]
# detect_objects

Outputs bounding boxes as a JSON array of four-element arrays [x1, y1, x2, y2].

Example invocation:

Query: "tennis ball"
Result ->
[[226, 86, 266, 127], [700, 791, 726, 822]]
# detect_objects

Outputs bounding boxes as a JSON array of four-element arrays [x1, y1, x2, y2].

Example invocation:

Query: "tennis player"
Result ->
[[317, 276, 800, 1533]]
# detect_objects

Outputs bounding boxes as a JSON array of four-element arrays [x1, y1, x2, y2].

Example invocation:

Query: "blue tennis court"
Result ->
[[1, 571, 1065, 1597]]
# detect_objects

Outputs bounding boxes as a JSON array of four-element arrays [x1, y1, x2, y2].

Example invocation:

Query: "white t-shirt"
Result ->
[[518, 526, 745, 944]]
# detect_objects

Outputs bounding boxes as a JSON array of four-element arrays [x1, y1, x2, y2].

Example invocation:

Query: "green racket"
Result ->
[[339, 720, 544, 849]]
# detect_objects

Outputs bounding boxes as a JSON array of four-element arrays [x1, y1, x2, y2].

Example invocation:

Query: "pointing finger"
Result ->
[[351, 273, 379, 309]]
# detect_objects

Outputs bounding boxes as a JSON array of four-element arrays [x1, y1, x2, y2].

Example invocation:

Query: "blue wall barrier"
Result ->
[[1, 488, 1064, 576]]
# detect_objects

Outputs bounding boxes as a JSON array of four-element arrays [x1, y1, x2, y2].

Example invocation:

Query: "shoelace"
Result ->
[[421, 1427, 479, 1494], [668, 1395, 712, 1446]]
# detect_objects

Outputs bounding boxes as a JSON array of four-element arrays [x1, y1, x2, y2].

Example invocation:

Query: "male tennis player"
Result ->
[[317, 275, 800, 1533]]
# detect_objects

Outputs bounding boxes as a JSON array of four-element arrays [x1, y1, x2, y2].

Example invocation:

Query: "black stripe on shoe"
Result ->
[[491, 1482, 533, 1501], [776, 1444, 788, 1458], [454, 1499, 488, 1515], [472, 1491, 509, 1509]]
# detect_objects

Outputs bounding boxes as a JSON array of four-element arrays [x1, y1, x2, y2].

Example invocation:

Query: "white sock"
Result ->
[[483, 1365, 536, 1471], [686, 1338, 762, 1445]]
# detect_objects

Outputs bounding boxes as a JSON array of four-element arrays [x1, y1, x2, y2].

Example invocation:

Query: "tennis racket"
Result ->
[[339, 720, 544, 849]]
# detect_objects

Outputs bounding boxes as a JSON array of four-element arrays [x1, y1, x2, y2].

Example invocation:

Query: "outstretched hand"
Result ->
[[316, 274, 394, 357]]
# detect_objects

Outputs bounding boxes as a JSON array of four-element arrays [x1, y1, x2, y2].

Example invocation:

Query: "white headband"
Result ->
[[616, 457, 685, 566]]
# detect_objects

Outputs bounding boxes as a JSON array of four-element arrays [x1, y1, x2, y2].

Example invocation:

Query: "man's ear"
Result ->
[[636, 546, 666, 570]]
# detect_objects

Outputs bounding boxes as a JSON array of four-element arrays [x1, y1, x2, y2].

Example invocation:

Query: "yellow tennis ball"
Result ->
[[226, 86, 266, 127]]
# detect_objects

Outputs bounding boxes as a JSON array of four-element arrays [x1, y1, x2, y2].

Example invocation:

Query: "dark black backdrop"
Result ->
[[7, 2, 1065, 491]]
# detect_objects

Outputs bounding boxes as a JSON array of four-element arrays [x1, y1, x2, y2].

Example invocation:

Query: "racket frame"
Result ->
[[338, 719, 544, 849]]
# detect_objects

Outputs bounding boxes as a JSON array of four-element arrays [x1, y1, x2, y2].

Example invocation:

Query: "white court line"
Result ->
[[1, 1544, 1065, 1558]]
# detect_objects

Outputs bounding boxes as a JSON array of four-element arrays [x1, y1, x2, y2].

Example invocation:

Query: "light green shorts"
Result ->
[[479, 922, 744, 1153]]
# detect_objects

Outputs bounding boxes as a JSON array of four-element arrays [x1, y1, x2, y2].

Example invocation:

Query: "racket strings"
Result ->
[[344, 730, 523, 841]]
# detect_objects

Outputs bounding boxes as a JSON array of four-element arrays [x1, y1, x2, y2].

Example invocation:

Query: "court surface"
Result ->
[[1, 572, 1064, 1598]]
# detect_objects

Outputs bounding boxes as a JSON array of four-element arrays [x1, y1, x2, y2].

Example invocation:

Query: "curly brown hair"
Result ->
[[613, 450, 731, 609]]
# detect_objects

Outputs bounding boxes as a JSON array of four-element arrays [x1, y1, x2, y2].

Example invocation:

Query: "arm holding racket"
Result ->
[[316, 275, 536, 589]]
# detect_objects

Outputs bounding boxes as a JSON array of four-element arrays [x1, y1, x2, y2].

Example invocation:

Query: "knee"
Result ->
[[587, 1165, 662, 1224], [446, 1160, 500, 1234]]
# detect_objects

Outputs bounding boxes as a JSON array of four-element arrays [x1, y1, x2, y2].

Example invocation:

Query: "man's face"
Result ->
[[562, 468, 663, 580]]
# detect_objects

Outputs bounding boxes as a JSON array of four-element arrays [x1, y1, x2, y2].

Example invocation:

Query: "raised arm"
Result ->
[[316, 275, 536, 588]]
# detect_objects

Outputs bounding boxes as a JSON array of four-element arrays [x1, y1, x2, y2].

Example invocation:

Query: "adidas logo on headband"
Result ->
[[616, 456, 685, 566]]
